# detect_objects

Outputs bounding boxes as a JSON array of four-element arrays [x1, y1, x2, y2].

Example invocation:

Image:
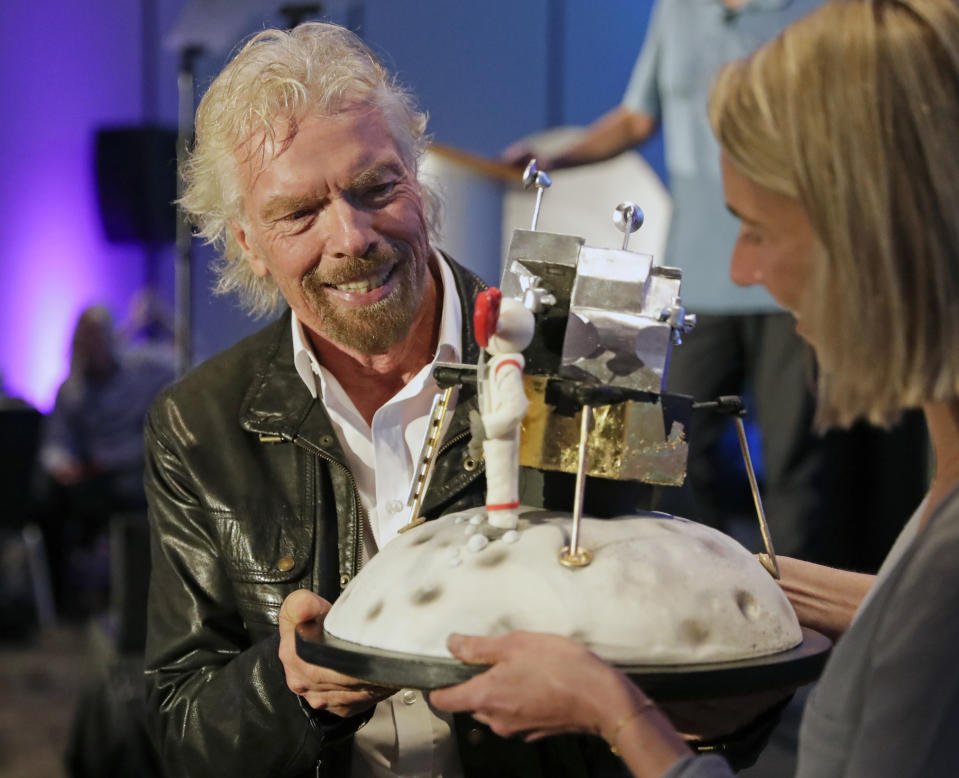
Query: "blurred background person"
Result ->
[[0, 371, 35, 410], [33, 304, 174, 619], [120, 288, 176, 353]]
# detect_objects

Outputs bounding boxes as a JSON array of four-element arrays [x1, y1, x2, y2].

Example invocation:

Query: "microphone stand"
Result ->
[[174, 45, 201, 377]]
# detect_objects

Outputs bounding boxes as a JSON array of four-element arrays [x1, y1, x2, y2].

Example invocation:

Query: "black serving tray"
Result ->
[[295, 623, 831, 700]]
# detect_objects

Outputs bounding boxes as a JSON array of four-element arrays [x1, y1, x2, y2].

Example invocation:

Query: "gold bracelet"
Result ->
[[605, 699, 657, 756]]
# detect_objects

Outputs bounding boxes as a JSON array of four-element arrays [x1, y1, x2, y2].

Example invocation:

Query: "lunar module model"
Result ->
[[409, 161, 776, 574], [497, 164, 695, 487]]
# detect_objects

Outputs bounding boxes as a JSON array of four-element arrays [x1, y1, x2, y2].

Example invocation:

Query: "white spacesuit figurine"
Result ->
[[475, 290, 536, 530]]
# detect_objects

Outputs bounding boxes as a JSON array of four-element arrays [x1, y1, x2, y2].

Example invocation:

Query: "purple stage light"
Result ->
[[0, 0, 153, 412]]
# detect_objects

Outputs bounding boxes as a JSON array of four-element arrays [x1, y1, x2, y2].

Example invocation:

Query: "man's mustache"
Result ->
[[303, 243, 410, 288]]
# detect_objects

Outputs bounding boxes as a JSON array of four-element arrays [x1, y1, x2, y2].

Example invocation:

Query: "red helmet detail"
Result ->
[[473, 287, 502, 348]]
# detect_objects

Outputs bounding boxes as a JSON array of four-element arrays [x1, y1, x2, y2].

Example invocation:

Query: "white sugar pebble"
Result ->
[[502, 530, 520, 544], [447, 556, 463, 567], [466, 534, 490, 552], [464, 524, 477, 536], [454, 514, 468, 524], [469, 513, 486, 526]]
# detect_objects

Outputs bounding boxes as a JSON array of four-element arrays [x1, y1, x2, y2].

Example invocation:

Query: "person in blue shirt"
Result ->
[[504, 0, 832, 561]]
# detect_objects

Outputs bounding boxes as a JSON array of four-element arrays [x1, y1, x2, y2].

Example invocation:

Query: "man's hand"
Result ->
[[278, 589, 396, 717]]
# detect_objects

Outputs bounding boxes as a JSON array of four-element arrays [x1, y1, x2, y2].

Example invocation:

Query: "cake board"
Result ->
[[295, 623, 831, 701]]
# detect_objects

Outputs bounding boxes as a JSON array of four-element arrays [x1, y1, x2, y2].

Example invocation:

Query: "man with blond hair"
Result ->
[[143, 22, 623, 778]]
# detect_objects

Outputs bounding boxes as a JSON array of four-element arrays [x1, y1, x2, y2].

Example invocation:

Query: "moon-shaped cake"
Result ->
[[324, 507, 801, 665]]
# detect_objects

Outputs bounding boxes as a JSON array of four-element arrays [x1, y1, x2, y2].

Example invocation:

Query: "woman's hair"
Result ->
[[179, 23, 441, 317], [710, 0, 959, 428]]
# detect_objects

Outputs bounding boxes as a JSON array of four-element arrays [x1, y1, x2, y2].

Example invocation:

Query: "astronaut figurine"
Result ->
[[475, 290, 536, 530]]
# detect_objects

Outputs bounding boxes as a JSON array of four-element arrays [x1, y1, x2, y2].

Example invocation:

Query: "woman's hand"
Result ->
[[430, 631, 692, 778], [775, 556, 874, 641], [430, 631, 618, 740]]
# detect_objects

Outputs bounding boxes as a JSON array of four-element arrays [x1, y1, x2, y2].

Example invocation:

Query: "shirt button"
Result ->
[[387, 499, 404, 514], [402, 690, 417, 705], [276, 556, 295, 572]]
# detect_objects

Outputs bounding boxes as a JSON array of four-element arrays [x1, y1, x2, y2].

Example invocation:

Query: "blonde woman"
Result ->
[[431, 1, 959, 775]]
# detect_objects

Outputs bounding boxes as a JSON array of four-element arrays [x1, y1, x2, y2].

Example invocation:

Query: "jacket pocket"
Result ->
[[214, 513, 313, 633]]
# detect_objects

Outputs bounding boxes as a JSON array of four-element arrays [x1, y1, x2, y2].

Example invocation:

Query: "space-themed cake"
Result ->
[[322, 170, 802, 670], [324, 507, 801, 664]]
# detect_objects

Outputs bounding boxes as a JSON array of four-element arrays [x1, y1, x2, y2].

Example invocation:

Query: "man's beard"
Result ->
[[301, 241, 427, 354]]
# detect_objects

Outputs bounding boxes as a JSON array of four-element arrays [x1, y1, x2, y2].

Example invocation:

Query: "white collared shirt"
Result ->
[[291, 250, 465, 778]]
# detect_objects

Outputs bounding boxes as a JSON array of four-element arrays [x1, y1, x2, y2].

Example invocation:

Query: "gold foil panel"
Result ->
[[519, 375, 688, 486]]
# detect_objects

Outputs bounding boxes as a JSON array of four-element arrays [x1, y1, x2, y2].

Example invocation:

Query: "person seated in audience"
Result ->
[[35, 304, 174, 615]]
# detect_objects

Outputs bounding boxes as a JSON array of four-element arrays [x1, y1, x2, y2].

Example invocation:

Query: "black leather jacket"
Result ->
[[143, 257, 626, 778]]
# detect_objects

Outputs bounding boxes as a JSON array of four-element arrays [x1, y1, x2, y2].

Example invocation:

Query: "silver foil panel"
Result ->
[[560, 246, 682, 393]]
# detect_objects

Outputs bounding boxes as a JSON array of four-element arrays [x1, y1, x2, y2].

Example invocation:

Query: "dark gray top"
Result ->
[[662, 486, 959, 777]]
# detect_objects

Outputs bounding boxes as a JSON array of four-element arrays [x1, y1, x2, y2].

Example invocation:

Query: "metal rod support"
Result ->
[[174, 46, 201, 377], [734, 417, 780, 579], [560, 405, 593, 567], [531, 188, 545, 231]]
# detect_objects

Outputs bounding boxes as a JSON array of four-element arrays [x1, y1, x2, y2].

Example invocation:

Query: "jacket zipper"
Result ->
[[288, 434, 366, 582], [287, 425, 476, 580], [435, 428, 471, 465], [421, 428, 478, 506]]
